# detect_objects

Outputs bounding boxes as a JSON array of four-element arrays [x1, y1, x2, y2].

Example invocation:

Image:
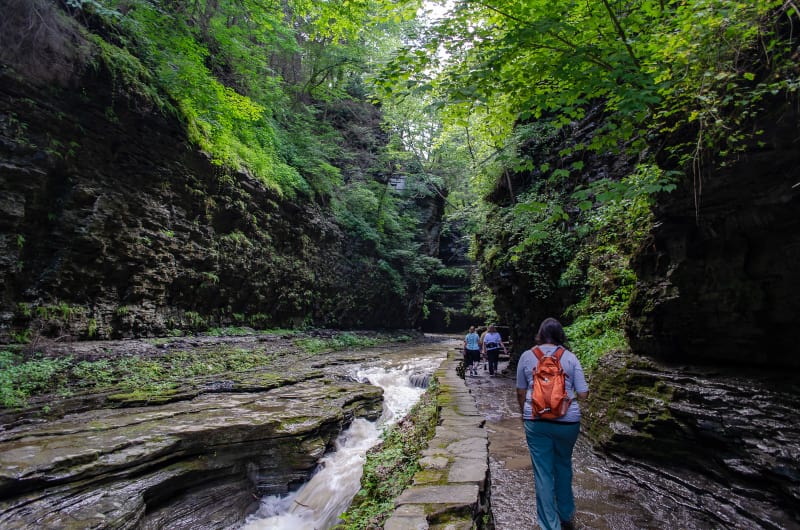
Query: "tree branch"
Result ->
[[599, 0, 641, 69]]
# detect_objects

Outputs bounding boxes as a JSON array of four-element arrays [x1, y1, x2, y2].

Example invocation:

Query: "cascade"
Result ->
[[241, 355, 442, 530]]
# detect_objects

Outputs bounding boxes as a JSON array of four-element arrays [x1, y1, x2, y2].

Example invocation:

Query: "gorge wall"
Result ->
[[627, 100, 800, 368], [591, 99, 800, 527], [475, 104, 638, 352], [475, 99, 800, 525], [0, 54, 440, 342]]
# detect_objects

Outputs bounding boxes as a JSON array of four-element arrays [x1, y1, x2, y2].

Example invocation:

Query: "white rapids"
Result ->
[[241, 355, 442, 530]]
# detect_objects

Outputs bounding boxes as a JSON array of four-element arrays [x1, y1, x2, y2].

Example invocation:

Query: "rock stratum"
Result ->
[[585, 351, 800, 528], [0, 16, 441, 341], [0, 343, 387, 529]]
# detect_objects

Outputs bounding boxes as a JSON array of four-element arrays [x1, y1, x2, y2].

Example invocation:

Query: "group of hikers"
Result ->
[[461, 323, 508, 376], [463, 318, 589, 530]]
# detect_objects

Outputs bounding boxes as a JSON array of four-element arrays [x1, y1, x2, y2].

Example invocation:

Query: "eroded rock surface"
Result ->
[[0, 346, 386, 529], [0, 58, 441, 341], [585, 351, 800, 528], [628, 103, 800, 368]]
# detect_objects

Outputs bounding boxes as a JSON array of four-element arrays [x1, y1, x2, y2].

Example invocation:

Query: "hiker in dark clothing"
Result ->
[[482, 324, 506, 376]]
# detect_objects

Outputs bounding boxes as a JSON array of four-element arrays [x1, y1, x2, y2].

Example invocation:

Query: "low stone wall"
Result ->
[[385, 350, 489, 529]]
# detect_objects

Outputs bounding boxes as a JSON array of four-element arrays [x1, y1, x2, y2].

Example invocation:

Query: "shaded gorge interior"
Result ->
[[1, 0, 799, 528]]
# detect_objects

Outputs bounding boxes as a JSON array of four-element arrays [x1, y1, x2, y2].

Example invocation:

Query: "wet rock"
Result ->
[[585, 351, 800, 528], [0, 378, 383, 529], [409, 372, 431, 388]]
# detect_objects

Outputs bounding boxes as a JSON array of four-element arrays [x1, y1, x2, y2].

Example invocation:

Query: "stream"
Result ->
[[4, 335, 794, 529], [241, 341, 721, 530], [241, 350, 444, 530]]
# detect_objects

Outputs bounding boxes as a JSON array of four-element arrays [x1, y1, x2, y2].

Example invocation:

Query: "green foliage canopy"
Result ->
[[383, 0, 797, 168]]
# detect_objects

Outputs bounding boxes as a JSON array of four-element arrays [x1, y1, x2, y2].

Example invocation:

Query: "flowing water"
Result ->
[[241, 350, 444, 530], [240, 339, 778, 530]]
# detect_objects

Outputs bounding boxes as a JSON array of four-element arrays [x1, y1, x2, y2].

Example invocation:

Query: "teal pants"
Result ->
[[524, 420, 580, 530]]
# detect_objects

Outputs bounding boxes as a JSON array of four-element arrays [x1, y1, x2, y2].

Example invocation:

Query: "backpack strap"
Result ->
[[532, 346, 565, 363]]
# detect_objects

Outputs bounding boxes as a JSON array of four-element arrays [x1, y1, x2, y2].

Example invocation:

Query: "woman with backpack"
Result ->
[[516, 317, 589, 530]]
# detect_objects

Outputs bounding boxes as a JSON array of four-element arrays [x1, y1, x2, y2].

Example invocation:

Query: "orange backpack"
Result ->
[[531, 346, 571, 420]]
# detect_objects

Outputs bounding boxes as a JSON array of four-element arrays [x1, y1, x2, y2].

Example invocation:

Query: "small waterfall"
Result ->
[[241, 356, 441, 530], [409, 372, 431, 389]]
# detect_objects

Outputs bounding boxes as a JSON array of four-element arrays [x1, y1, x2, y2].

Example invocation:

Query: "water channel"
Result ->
[[241, 348, 445, 530], [237, 336, 792, 530]]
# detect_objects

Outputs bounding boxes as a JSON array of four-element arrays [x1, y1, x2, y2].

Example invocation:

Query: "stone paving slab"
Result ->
[[395, 484, 479, 505], [420, 456, 450, 469], [386, 349, 489, 529], [448, 457, 488, 489], [385, 504, 430, 530]]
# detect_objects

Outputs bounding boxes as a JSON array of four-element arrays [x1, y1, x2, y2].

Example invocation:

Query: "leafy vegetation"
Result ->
[[386, 1, 797, 173], [373, 0, 799, 364], [561, 165, 674, 368], [5, 0, 796, 371], [294, 332, 383, 353], [0, 350, 72, 408]]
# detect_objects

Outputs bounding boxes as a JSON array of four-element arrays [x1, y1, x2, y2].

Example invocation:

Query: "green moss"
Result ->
[[204, 326, 251, 337], [107, 387, 181, 404], [583, 354, 676, 449], [88, 34, 167, 111], [413, 468, 447, 484], [0, 352, 73, 408], [294, 332, 382, 354], [0, 331, 414, 410], [427, 507, 475, 527], [279, 415, 315, 428]]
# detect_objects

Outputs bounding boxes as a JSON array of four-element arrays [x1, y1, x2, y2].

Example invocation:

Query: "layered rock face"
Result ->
[[0, 66, 436, 340], [628, 103, 800, 369], [585, 351, 800, 527], [0, 357, 383, 529], [588, 101, 800, 527]]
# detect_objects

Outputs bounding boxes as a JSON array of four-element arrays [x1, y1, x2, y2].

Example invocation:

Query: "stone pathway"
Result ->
[[464, 359, 733, 530], [384, 346, 489, 530]]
